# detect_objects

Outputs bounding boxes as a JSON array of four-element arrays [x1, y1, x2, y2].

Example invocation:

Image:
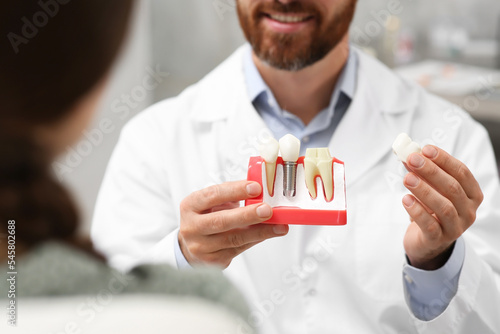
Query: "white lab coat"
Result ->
[[92, 46, 500, 333]]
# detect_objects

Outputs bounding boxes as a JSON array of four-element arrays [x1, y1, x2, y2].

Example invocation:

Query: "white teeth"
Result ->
[[279, 134, 300, 162], [392, 133, 422, 162], [279, 134, 301, 197], [269, 14, 308, 23], [259, 137, 279, 163], [259, 137, 280, 196], [304, 148, 334, 201]]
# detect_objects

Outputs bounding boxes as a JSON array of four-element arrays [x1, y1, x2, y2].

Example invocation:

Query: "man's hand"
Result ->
[[402, 145, 483, 270], [178, 181, 289, 268]]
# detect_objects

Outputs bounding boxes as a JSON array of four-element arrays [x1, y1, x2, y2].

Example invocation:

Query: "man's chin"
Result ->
[[256, 53, 313, 72], [253, 41, 316, 71]]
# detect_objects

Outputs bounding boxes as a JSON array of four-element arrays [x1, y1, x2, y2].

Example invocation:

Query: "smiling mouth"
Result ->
[[264, 13, 313, 24]]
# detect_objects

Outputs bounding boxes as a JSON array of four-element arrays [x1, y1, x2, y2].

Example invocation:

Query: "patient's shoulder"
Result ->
[[127, 264, 250, 319], [0, 241, 250, 320], [0, 241, 114, 297]]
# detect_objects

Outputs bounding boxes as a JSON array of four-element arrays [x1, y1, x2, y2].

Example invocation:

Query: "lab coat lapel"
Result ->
[[329, 50, 418, 187], [188, 46, 267, 182], [218, 53, 269, 180], [222, 86, 269, 180]]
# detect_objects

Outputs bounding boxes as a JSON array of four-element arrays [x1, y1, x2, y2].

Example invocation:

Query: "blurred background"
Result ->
[[58, 0, 500, 234]]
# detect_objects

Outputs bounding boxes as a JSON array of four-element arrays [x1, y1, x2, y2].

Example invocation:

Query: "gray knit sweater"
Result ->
[[0, 241, 250, 320]]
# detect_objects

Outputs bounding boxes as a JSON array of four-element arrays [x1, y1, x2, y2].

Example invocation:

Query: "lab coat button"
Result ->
[[303, 136, 310, 143], [404, 274, 413, 284]]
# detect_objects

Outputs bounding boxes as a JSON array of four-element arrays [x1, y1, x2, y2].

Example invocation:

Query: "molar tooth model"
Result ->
[[304, 148, 334, 202], [392, 133, 421, 162], [246, 134, 346, 226]]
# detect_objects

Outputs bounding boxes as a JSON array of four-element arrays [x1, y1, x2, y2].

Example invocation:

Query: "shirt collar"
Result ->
[[243, 43, 357, 107]]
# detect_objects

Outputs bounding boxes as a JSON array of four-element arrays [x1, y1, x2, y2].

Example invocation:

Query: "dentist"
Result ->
[[92, 0, 500, 333]]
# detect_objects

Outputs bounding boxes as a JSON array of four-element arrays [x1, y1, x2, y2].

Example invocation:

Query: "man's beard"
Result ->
[[237, 1, 357, 71]]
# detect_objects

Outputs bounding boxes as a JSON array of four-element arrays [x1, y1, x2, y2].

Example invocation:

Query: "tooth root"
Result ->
[[317, 160, 333, 201], [259, 137, 279, 197], [304, 157, 319, 199], [317, 148, 333, 201], [265, 162, 276, 196]]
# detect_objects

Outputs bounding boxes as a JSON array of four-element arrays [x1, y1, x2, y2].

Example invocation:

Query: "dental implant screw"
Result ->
[[283, 161, 297, 197]]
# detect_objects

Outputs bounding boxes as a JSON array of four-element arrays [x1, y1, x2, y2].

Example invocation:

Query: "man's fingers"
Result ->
[[210, 201, 240, 213], [421, 145, 483, 204], [203, 242, 262, 268], [402, 194, 442, 242], [182, 224, 288, 266], [406, 152, 469, 216], [210, 223, 289, 249], [404, 172, 463, 236], [197, 203, 273, 235], [206, 225, 287, 267], [183, 181, 262, 213]]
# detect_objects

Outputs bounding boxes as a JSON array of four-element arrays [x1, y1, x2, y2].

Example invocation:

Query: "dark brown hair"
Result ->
[[0, 0, 134, 250]]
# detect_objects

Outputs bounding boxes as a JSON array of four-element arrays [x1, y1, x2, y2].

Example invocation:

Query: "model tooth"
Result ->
[[304, 148, 319, 199], [317, 148, 333, 201], [279, 134, 301, 197], [259, 137, 279, 196], [279, 134, 300, 162], [392, 133, 422, 162], [304, 148, 334, 201]]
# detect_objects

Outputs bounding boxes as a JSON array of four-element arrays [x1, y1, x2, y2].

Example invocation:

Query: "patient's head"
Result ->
[[0, 0, 134, 249]]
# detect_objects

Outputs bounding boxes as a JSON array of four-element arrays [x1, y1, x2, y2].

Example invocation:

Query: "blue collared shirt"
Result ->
[[243, 44, 356, 155], [175, 44, 465, 321]]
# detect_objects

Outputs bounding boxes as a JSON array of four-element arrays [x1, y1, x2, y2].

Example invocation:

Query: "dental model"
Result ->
[[279, 134, 301, 197], [245, 139, 347, 225], [392, 133, 422, 162], [259, 137, 279, 196], [304, 148, 334, 201]]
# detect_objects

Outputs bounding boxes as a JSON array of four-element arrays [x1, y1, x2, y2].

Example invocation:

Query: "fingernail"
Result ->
[[403, 195, 415, 208], [409, 154, 424, 168], [422, 146, 437, 159], [405, 173, 420, 187], [246, 182, 261, 197], [256, 204, 272, 218], [273, 224, 288, 235]]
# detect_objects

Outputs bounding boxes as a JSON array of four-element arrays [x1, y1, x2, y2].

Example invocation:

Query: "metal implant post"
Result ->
[[282, 161, 297, 197]]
